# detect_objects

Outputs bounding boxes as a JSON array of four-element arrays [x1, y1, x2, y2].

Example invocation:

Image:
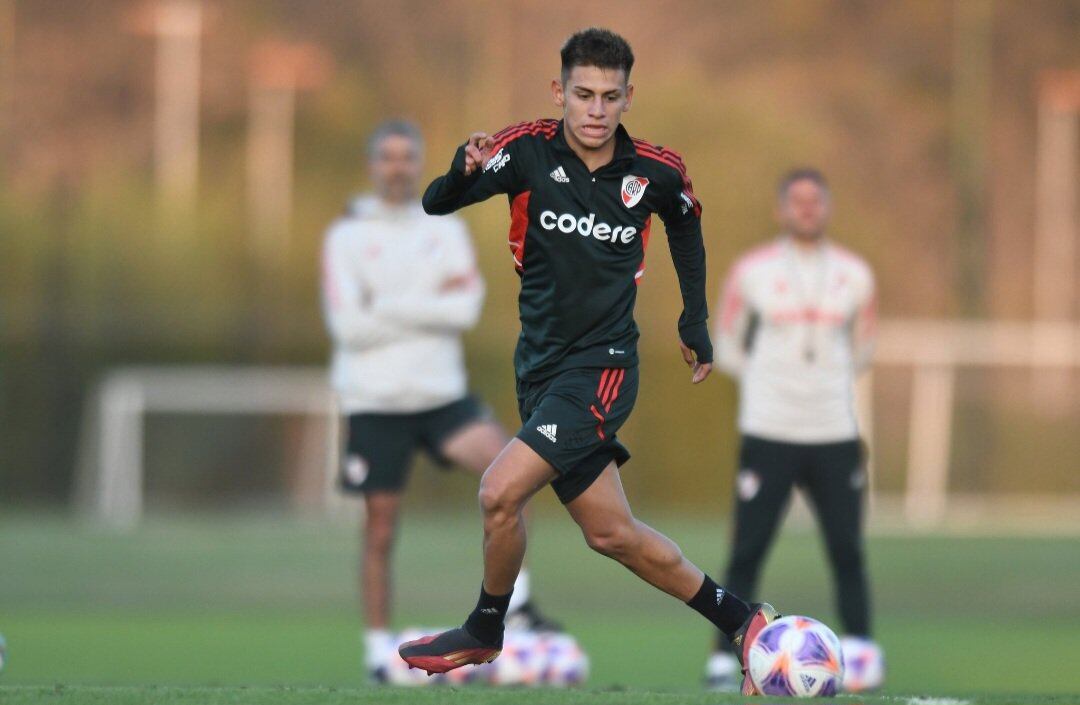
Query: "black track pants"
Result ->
[[716, 434, 871, 651]]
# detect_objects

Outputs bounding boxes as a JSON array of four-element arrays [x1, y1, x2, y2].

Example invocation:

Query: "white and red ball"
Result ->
[[537, 632, 589, 687], [387, 627, 589, 688], [747, 616, 844, 697], [493, 630, 545, 686], [840, 636, 885, 693]]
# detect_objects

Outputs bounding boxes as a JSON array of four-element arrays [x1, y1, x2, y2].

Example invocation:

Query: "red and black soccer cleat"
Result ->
[[730, 602, 781, 695], [397, 626, 501, 675]]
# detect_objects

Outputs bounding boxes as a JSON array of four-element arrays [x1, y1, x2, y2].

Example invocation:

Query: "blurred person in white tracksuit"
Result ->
[[704, 168, 884, 692], [321, 120, 560, 683]]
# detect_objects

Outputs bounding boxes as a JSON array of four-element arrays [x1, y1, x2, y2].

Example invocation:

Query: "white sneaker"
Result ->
[[704, 651, 740, 692], [363, 629, 394, 684]]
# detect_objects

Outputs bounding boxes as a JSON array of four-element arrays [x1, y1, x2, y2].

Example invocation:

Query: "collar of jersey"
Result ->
[[551, 120, 637, 174]]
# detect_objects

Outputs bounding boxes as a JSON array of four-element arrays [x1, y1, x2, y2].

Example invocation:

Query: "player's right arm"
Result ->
[[714, 260, 752, 377], [422, 130, 524, 215], [320, 222, 410, 350]]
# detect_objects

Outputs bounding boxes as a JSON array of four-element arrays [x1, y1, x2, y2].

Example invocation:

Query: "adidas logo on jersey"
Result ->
[[537, 424, 558, 443], [549, 166, 570, 183]]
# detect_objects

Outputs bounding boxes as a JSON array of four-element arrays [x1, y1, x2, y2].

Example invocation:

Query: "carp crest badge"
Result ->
[[621, 175, 650, 208]]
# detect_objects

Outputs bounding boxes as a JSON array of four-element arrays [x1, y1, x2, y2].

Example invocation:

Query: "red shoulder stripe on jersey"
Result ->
[[507, 191, 531, 272], [632, 139, 692, 175], [633, 142, 689, 176], [491, 123, 540, 145], [633, 143, 701, 217], [489, 120, 558, 153], [492, 121, 532, 141], [492, 119, 557, 141]]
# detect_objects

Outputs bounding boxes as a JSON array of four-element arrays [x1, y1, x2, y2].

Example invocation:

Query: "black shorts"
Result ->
[[515, 366, 637, 504], [341, 395, 490, 494]]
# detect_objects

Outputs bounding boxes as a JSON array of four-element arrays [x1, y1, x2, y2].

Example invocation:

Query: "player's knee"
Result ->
[[478, 479, 521, 528], [583, 523, 637, 560]]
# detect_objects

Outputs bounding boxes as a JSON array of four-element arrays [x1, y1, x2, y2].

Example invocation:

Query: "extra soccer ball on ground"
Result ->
[[747, 615, 844, 697], [386, 628, 589, 687], [840, 635, 886, 693]]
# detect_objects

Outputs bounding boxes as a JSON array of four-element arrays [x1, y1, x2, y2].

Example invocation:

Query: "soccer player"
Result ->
[[705, 168, 881, 691], [321, 119, 559, 683], [397, 29, 778, 694]]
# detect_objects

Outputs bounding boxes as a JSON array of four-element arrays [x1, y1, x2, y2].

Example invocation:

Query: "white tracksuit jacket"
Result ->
[[714, 236, 877, 444], [321, 195, 484, 414]]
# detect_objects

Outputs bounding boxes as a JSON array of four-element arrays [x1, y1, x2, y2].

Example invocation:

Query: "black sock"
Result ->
[[687, 575, 752, 639], [463, 584, 512, 645]]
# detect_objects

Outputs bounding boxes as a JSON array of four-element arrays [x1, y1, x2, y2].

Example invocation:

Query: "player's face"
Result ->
[[369, 134, 423, 203], [553, 65, 633, 151], [778, 179, 831, 241]]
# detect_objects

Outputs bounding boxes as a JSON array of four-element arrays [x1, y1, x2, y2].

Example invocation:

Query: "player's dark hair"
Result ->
[[560, 28, 634, 84], [366, 119, 424, 159], [777, 167, 829, 199]]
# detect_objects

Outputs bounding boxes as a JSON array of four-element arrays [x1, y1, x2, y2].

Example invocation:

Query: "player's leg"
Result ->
[[801, 439, 871, 637], [437, 419, 506, 475], [565, 461, 707, 598], [360, 490, 401, 678], [341, 413, 416, 681], [564, 460, 779, 692], [397, 438, 556, 673], [401, 368, 778, 677], [424, 398, 561, 630], [708, 435, 797, 687]]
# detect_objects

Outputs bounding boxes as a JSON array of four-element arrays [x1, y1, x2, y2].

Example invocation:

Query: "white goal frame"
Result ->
[[867, 319, 1080, 527], [74, 366, 343, 528]]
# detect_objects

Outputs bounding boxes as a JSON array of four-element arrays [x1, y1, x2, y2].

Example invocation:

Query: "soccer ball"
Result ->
[[493, 630, 545, 686], [840, 636, 885, 693], [537, 632, 589, 686], [747, 616, 844, 697]]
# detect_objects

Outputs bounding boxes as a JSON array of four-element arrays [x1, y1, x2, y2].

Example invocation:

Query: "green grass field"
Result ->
[[1, 509, 1078, 704]]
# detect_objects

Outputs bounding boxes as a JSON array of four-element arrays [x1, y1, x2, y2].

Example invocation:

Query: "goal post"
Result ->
[[74, 366, 344, 528], [869, 319, 1080, 527]]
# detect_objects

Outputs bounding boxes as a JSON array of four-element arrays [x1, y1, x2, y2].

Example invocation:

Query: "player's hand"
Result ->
[[680, 340, 713, 384], [462, 132, 493, 176]]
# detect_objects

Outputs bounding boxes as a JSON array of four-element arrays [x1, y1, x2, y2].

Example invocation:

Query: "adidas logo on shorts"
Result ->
[[537, 424, 558, 443]]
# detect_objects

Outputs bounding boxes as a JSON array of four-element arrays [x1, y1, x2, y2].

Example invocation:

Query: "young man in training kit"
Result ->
[[706, 169, 881, 691], [321, 120, 559, 682], [398, 29, 779, 695]]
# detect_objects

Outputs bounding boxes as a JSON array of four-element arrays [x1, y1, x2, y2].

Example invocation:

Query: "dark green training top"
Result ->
[[423, 119, 712, 382]]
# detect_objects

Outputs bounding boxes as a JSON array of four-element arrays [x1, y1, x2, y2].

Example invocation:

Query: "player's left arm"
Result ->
[[656, 161, 713, 384], [372, 219, 485, 332], [851, 266, 878, 373]]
